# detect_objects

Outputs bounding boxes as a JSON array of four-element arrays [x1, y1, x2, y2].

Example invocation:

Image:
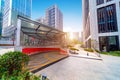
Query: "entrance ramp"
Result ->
[[28, 51, 68, 73]]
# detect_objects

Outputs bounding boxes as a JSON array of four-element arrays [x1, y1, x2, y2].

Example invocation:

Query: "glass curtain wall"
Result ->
[[99, 36, 119, 51], [11, 0, 31, 26], [97, 4, 117, 33], [0, 0, 4, 35], [19, 16, 65, 47]]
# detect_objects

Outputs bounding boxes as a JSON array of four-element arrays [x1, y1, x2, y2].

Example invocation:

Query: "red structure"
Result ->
[[22, 48, 67, 55]]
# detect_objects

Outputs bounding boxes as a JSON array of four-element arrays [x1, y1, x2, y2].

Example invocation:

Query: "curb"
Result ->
[[70, 55, 102, 60]]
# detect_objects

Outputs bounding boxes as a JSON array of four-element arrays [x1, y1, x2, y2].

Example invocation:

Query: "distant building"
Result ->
[[0, 0, 4, 35], [46, 5, 63, 31], [36, 17, 46, 25], [2, 0, 32, 36], [65, 32, 71, 44], [82, 0, 120, 51], [72, 32, 79, 41], [78, 31, 83, 42], [81, 31, 83, 42]]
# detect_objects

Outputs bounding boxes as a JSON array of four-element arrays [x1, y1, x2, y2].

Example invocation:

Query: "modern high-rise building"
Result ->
[[0, 0, 4, 35], [46, 5, 63, 31], [2, 0, 32, 36], [36, 17, 46, 25], [82, 0, 120, 51]]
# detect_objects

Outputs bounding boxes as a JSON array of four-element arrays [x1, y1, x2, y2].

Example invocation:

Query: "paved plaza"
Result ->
[[1, 47, 120, 80], [35, 53, 120, 80]]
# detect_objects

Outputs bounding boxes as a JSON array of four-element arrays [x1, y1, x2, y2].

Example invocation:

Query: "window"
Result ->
[[106, 0, 113, 2], [119, 2, 120, 7], [96, 0, 104, 5], [106, 4, 117, 32], [97, 7, 106, 33], [97, 4, 117, 33], [99, 36, 119, 51]]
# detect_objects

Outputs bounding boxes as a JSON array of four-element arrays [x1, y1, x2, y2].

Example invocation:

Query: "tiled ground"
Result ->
[[28, 51, 68, 72], [27, 48, 120, 80], [35, 54, 120, 80]]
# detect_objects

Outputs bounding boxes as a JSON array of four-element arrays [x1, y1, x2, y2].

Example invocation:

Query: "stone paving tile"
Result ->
[[35, 55, 120, 80]]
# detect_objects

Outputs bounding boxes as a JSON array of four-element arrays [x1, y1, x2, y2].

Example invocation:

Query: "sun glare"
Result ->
[[70, 32, 74, 40]]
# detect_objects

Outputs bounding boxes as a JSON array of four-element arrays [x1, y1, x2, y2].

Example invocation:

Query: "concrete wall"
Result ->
[[0, 48, 14, 55]]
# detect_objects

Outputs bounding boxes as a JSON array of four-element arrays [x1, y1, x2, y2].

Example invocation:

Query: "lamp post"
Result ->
[[12, 28, 17, 46], [12, 36, 14, 46]]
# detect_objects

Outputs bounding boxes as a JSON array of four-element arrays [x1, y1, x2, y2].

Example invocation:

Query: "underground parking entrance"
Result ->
[[10, 15, 68, 72]]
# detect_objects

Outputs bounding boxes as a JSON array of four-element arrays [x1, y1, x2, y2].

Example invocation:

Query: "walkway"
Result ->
[[0, 47, 14, 55], [35, 54, 120, 80], [69, 48, 102, 60]]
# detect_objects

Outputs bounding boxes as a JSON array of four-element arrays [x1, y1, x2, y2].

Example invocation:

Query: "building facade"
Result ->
[[2, 0, 32, 36], [0, 0, 4, 35], [82, 0, 120, 51], [46, 5, 63, 31]]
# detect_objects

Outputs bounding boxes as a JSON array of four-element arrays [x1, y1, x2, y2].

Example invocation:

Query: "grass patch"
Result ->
[[84, 48, 94, 52], [101, 51, 120, 57], [95, 49, 101, 53], [101, 52, 108, 55]]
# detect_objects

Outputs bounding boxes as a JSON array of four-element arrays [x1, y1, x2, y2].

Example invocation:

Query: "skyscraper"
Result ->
[[46, 5, 63, 31], [0, 0, 4, 35], [82, 0, 120, 51], [2, 0, 32, 36], [36, 17, 46, 25]]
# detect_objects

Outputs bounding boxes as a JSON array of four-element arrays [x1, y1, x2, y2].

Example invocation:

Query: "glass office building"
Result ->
[[46, 5, 63, 31], [0, 0, 4, 35], [82, 0, 120, 51], [2, 0, 32, 36]]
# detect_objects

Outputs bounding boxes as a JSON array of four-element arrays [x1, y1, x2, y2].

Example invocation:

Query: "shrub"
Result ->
[[84, 48, 94, 52], [95, 49, 101, 53], [70, 47, 79, 51], [1, 70, 41, 80], [67, 45, 73, 48], [0, 51, 46, 80], [0, 51, 29, 79]]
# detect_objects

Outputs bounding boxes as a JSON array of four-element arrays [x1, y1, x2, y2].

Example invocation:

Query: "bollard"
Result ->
[[42, 74, 47, 80], [87, 53, 89, 56]]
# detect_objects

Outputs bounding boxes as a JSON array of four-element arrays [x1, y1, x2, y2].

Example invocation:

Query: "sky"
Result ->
[[32, 0, 82, 33]]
